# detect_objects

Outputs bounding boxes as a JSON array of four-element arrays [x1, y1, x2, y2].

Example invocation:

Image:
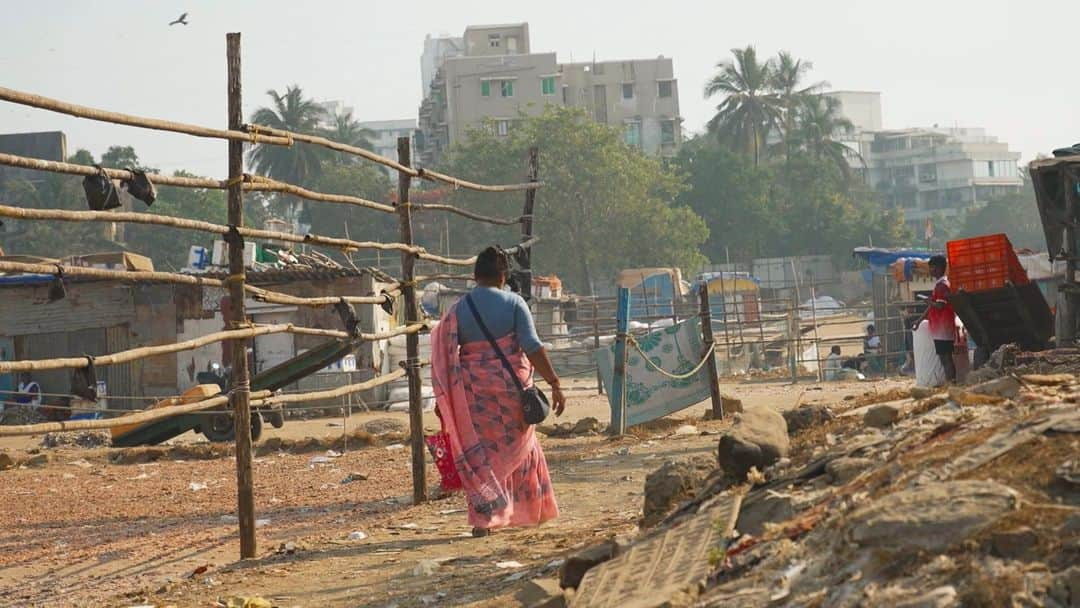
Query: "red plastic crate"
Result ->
[[947, 234, 1029, 293]]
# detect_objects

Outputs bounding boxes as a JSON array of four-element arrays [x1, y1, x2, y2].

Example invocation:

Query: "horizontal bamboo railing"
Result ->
[[0, 323, 427, 373], [0, 86, 540, 193], [0, 260, 399, 307], [0, 368, 406, 437]]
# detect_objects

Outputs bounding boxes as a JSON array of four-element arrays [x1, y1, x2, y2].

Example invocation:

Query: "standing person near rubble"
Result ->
[[916, 255, 957, 383], [430, 246, 564, 537]]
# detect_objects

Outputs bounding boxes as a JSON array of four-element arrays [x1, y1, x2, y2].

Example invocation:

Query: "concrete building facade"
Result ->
[[827, 91, 1022, 229], [357, 119, 418, 177], [417, 23, 681, 166]]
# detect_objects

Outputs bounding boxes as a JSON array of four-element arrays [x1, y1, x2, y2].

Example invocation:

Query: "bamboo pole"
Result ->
[[226, 33, 256, 559], [0, 368, 408, 437], [244, 125, 541, 193], [0, 152, 395, 213], [0, 260, 399, 307], [0, 86, 292, 146], [395, 136, 427, 505], [411, 203, 524, 226], [0, 203, 420, 254]]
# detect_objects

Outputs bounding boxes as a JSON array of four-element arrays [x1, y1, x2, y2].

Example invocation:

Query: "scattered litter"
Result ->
[[674, 424, 699, 436], [68, 459, 93, 468], [496, 560, 525, 569], [308, 456, 334, 465], [129, 472, 151, 480], [185, 564, 210, 579], [326, 422, 344, 428], [325, 449, 342, 458], [503, 571, 527, 582], [386, 444, 406, 451], [439, 508, 466, 515], [348, 531, 368, 541], [220, 515, 239, 524], [221, 596, 272, 608], [188, 482, 208, 492], [255, 518, 271, 528], [340, 472, 368, 484]]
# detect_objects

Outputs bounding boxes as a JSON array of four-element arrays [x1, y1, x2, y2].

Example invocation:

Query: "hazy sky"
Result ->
[[3, 0, 1077, 177]]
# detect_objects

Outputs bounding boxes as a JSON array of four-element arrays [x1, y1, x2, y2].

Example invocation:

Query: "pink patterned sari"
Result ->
[[430, 301, 559, 529]]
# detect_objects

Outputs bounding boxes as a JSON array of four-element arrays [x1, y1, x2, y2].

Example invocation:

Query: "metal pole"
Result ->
[[809, 279, 822, 383], [700, 286, 723, 419], [395, 136, 426, 505], [609, 287, 631, 435], [225, 32, 256, 559], [593, 298, 603, 395]]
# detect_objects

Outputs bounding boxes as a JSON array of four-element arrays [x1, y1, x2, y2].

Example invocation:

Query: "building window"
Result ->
[[542, 77, 556, 96], [624, 121, 642, 148], [562, 85, 568, 104], [657, 80, 673, 98], [661, 120, 676, 145], [488, 34, 500, 48], [622, 83, 634, 99], [481, 80, 491, 97], [987, 161, 995, 177], [496, 120, 510, 137], [501, 80, 514, 97]]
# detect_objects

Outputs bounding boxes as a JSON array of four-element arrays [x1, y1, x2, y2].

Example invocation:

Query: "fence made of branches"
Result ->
[[0, 33, 541, 558]]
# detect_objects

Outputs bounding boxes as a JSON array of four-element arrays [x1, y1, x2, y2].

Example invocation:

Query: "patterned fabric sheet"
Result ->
[[594, 317, 712, 427]]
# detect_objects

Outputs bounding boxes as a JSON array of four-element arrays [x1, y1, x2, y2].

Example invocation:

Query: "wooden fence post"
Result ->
[[395, 136, 427, 505], [699, 285, 724, 419], [225, 32, 256, 559], [608, 287, 631, 435], [518, 147, 538, 301]]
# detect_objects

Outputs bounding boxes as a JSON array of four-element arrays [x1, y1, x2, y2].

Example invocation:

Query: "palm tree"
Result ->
[[771, 51, 826, 158], [794, 95, 863, 182], [322, 110, 375, 165], [247, 85, 328, 186], [704, 46, 781, 166]]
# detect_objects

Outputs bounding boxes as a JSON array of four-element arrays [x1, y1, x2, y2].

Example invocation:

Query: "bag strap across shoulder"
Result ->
[[465, 294, 526, 393]]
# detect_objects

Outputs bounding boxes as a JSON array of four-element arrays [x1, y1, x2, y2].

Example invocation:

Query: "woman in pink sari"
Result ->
[[431, 247, 565, 537]]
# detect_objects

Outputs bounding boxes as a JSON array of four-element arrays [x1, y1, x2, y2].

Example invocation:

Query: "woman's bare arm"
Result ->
[[526, 347, 566, 416]]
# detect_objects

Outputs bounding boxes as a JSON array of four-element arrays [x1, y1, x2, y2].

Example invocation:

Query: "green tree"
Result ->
[[770, 51, 824, 159], [307, 163, 395, 267], [247, 85, 328, 185], [438, 106, 707, 294], [957, 181, 1044, 250], [322, 110, 375, 166], [792, 95, 861, 182], [101, 145, 156, 172], [705, 46, 781, 166]]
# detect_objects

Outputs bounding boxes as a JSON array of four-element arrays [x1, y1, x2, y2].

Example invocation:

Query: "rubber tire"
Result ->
[[202, 412, 236, 443], [202, 411, 264, 443]]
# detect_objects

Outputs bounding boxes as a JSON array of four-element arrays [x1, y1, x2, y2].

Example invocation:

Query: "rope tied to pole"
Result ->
[[627, 336, 717, 380]]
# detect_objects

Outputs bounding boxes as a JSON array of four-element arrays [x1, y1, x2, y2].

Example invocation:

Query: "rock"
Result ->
[[572, 417, 601, 435], [847, 480, 1019, 554], [826, 457, 875, 485], [864, 404, 900, 428], [348, 531, 368, 541], [413, 559, 443, 577], [276, 541, 306, 555], [363, 418, 407, 435], [783, 405, 834, 434], [910, 386, 941, 400], [560, 538, 625, 589], [24, 453, 51, 468], [1057, 460, 1080, 487], [642, 456, 714, 528], [893, 585, 957, 608], [990, 526, 1038, 559], [515, 578, 563, 608], [674, 424, 698, 436], [1048, 565, 1080, 608], [716, 407, 790, 480], [735, 493, 794, 536], [0, 452, 14, 471], [968, 376, 1022, 399]]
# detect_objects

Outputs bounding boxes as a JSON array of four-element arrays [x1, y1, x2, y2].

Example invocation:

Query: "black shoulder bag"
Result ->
[[465, 294, 550, 425]]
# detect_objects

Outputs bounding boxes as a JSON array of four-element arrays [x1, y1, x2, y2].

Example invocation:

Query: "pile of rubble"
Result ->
[[0, 405, 45, 426], [556, 356, 1080, 607], [40, 431, 111, 449]]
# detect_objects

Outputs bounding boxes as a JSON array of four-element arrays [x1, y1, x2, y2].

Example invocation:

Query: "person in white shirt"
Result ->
[[824, 345, 842, 381], [15, 373, 42, 408]]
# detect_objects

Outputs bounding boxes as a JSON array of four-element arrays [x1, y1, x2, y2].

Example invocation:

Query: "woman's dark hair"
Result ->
[[929, 254, 947, 269], [474, 246, 509, 281], [831, 345, 842, 355]]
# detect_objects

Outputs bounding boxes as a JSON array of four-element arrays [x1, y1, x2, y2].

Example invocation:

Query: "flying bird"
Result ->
[[169, 12, 188, 26]]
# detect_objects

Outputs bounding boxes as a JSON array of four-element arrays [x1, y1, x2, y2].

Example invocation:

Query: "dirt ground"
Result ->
[[0, 376, 908, 607]]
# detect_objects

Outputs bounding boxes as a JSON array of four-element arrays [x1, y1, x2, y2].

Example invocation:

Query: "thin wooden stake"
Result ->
[[699, 286, 724, 419], [396, 136, 427, 505], [226, 32, 256, 559]]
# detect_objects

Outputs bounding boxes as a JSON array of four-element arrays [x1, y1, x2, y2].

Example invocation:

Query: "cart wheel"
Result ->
[[250, 411, 264, 442], [202, 411, 264, 443], [266, 409, 285, 429]]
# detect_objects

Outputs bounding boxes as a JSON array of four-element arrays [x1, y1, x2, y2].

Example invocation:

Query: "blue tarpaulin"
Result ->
[[852, 247, 937, 280]]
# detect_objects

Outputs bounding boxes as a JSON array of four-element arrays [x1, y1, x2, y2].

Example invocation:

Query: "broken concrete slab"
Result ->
[[846, 480, 1019, 554], [735, 493, 794, 536], [559, 538, 623, 590], [716, 407, 789, 480], [968, 376, 1023, 399], [516, 578, 564, 608]]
